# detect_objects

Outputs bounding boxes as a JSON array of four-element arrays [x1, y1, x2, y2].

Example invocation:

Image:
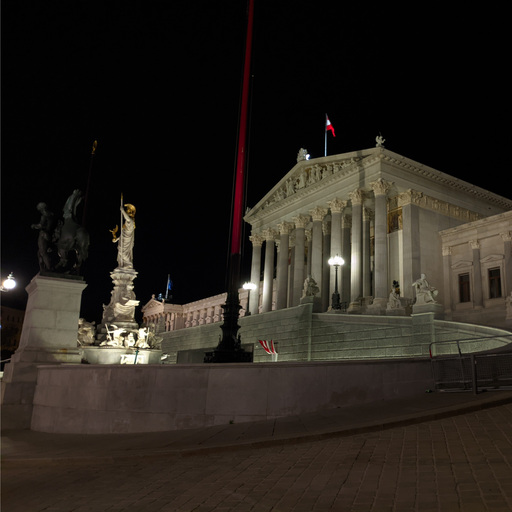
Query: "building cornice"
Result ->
[[244, 147, 512, 227]]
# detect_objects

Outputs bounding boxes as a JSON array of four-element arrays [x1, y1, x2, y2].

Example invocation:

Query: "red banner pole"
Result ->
[[230, 0, 254, 257]]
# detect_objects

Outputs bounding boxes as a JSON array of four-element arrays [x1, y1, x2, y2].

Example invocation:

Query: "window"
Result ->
[[488, 268, 502, 298], [458, 273, 471, 303]]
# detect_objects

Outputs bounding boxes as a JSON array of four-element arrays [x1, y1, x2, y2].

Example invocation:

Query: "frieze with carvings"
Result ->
[[261, 156, 364, 211], [397, 189, 482, 222]]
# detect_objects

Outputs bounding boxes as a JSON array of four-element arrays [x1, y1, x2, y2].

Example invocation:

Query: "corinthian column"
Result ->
[[371, 178, 392, 308], [310, 206, 328, 294], [362, 207, 372, 298], [276, 221, 293, 309], [322, 219, 331, 311], [348, 189, 365, 311], [292, 214, 310, 306], [262, 228, 277, 313], [341, 214, 351, 305], [328, 198, 346, 298], [248, 233, 264, 315]]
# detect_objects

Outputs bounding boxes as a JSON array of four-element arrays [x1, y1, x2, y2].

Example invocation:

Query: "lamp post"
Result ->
[[328, 256, 344, 310], [0, 272, 16, 292], [243, 282, 256, 315]]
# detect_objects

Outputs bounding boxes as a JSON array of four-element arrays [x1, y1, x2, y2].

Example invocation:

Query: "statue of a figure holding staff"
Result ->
[[110, 195, 136, 269]]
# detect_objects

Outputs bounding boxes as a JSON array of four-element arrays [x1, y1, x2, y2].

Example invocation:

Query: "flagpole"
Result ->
[[120, 192, 124, 268], [82, 139, 97, 228], [165, 274, 170, 300], [207, 0, 255, 363], [324, 114, 327, 157]]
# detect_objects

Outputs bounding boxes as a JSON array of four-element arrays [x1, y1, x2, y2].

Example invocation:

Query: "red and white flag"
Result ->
[[258, 340, 277, 355], [326, 115, 336, 137]]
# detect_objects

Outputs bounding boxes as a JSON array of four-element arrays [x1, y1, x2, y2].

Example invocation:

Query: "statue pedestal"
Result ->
[[1, 273, 86, 429], [97, 267, 139, 342], [300, 295, 322, 313], [386, 307, 407, 317], [412, 302, 444, 320], [366, 297, 388, 315]]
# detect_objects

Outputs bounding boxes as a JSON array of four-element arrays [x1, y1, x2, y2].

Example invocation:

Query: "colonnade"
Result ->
[[248, 180, 393, 314]]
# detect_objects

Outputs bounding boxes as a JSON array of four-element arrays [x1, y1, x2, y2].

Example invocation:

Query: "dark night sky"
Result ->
[[1, 1, 511, 323]]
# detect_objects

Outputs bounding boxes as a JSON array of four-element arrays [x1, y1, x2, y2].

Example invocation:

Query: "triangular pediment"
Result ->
[[244, 146, 512, 230], [245, 147, 379, 224], [141, 297, 164, 313]]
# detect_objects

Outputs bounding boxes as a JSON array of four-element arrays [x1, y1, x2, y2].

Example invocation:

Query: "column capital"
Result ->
[[397, 189, 423, 207], [327, 198, 347, 214], [469, 239, 480, 250], [292, 214, 310, 229], [363, 207, 374, 221], [442, 246, 452, 257], [249, 233, 264, 247], [262, 228, 278, 241], [370, 178, 393, 197], [309, 206, 328, 222], [349, 188, 366, 205], [277, 221, 294, 235], [501, 232, 512, 242]]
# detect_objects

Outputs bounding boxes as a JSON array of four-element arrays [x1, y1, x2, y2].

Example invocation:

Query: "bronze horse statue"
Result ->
[[55, 189, 90, 273]]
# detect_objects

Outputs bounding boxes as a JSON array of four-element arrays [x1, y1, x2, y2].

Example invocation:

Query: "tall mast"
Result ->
[[207, 0, 255, 363]]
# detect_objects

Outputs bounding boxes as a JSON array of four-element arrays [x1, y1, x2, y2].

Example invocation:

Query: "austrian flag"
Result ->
[[258, 340, 277, 355], [326, 115, 336, 137]]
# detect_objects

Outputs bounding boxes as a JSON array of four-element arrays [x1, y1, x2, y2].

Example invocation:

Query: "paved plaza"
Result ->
[[3, 392, 512, 511]]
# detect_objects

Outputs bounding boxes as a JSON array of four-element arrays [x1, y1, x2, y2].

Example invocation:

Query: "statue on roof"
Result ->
[[297, 148, 310, 162]]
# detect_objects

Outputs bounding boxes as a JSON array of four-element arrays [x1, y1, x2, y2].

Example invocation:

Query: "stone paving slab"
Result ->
[[2, 394, 512, 511], [3, 390, 512, 464]]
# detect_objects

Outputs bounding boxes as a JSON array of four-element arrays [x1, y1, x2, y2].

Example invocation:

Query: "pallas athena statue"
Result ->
[[110, 199, 136, 269]]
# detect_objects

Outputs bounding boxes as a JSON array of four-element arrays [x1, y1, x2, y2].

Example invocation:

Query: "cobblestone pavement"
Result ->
[[3, 403, 512, 512]]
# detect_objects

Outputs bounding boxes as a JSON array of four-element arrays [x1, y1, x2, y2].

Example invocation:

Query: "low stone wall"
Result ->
[[31, 358, 434, 434], [161, 305, 512, 364], [81, 347, 162, 365]]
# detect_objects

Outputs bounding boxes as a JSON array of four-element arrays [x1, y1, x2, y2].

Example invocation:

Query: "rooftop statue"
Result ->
[[297, 148, 310, 162]]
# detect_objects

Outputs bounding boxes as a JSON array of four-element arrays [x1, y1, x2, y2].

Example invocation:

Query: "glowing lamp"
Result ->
[[1, 272, 16, 291]]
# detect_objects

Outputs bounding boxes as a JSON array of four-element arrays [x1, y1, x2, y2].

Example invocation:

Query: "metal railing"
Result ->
[[429, 335, 512, 392]]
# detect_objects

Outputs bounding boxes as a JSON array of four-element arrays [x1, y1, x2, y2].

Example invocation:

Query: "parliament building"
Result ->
[[144, 145, 512, 362]]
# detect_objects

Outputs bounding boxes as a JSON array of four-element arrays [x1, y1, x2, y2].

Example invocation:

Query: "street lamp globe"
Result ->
[[328, 255, 344, 267], [328, 256, 344, 310], [1, 272, 16, 291]]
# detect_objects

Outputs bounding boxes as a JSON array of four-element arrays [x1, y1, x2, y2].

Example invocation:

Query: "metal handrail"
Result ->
[[429, 334, 512, 358]]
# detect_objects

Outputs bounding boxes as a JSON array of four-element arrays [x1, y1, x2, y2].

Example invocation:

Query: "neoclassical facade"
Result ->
[[440, 210, 512, 327], [243, 146, 512, 320], [143, 146, 512, 332]]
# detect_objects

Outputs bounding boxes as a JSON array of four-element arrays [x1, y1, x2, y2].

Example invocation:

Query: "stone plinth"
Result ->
[[412, 302, 444, 320], [1, 273, 86, 429], [81, 346, 162, 365], [299, 295, 322, 313], [97, 267, 139, 342], [386, 307, 407, 317]]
